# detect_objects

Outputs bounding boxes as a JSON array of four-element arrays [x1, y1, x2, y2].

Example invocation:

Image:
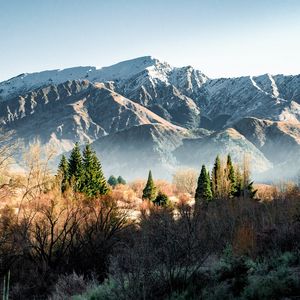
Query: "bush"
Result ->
[[73, 278, 120, 300], [51, 272, 89, 300], [242, 268, 300, 299]]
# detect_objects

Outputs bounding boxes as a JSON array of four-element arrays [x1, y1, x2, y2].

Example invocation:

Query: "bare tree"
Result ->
[[17, 141, 56, 219], [0, 129, 18, 173], [172, 168, 198, 195]]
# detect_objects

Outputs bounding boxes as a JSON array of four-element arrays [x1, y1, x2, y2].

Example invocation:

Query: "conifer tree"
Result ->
[[153, 191, 169, 206], [57, 155, 69, 192], [82, 144, 108, 196], [108, 175, 118, 187], [227, 154, 237, 197], [211, 155, 221, 198], [142, 170, 157, 201], [68, 142, 84, 191], [245, 181, 257, 199], [117, 176, 126, 185], [195, 165, 213, 204]]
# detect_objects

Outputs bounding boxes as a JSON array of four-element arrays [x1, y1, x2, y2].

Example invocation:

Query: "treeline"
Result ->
[[141, 154, 257, 208], [1, 141, 300, 299], [195, 154, 257, 204]]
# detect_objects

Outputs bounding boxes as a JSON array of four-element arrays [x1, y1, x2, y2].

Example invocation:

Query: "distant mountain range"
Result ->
[[1, 56, 300, 180]]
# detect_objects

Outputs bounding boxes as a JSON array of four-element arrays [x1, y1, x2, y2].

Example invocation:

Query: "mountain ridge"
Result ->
[[1, 56, 300, 180]]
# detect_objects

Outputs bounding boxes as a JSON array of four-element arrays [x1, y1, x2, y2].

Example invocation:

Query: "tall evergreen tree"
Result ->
[[142, 170, 157, 201], [57, 155, 69, 192], [195, 165, 213, 205], [68, 142, 84, 191], [211, 155, 221, 198], [227, 154, 237, 197], [82, 144, 108, 196]]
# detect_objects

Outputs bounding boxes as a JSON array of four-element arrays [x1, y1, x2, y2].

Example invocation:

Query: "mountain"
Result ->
[[175, 128, 272, 173], [0, 79, 184, 154], [1, 56, 300, 180], [93, 123, 189, 179]]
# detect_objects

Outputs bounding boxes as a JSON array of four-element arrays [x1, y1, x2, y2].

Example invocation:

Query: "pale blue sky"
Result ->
[[1, 0, 300, 81]]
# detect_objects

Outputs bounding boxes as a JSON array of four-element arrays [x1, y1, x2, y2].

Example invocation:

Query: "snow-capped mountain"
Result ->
[[1, 56, 300, 180]]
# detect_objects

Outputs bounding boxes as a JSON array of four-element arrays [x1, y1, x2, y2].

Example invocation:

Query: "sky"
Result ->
[[0, 0, 300, 81]]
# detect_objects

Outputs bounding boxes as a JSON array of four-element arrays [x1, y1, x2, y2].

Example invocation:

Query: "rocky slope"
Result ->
[[1, 56, 300, 180]]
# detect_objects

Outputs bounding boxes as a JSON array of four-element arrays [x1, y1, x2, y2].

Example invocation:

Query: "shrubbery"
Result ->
[[1, 144, 300, 299]]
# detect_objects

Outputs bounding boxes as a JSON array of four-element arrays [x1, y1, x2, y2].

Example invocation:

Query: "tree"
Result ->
[[245, 181, 257, 199], [226, 154, 237, 197], [117, 176, 126, 185], [195, 165, 212, 205], [108, 175, 118, 187], [172, 168, 198, 195], [234, 155, 257, 199], [211, 155, 221, 198], [153, 191, 169, 206], [68, 143, 84, 192], [81, 144, 108, 196], [57, 155, 69, 192], [235, 166, 243, 197], [142, 170, 157, 201]]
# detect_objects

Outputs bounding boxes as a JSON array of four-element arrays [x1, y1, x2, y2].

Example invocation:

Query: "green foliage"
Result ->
[[142, 170, 157, 201], [57, 155, 69, 192], [73, 278, 120, 300], [227, 154, 237, 197], [211, 155, 221, 198], [81, 144, 108, 196], [245, 181, 257, 199], [108, 175, 118, 187], [242, 266, 300, 299], [117, 176, 126, 185], [68, 142, 84, 192], [153, 191, 169, 206], [235, 180, 257, 199], [195, 165, 213, 204]]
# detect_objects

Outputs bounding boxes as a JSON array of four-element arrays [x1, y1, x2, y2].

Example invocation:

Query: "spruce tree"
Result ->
[[195, 165, 213, 204], [68, 142, 84, 191], [142, 170, 157, 201], [108, 175, 118, 187], [57, 155, 69, 192], [82, 144, 108, 196], [117, 176, 126, 185], [227, 154, 237, 197], [211, 155, 221, 198]]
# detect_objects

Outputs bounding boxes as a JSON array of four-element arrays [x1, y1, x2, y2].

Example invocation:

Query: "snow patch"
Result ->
[[268, 74, 280, 98]]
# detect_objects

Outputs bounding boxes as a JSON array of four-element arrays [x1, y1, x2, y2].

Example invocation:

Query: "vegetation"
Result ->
[[195, 164, 212, 205], [108, 175, 118, 187], [58, 143, 108, 196], [108, 175, 126, 187], [153, 191, 169, 206], [0, 139, 299, 299], [142, 170, 157, 201]]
